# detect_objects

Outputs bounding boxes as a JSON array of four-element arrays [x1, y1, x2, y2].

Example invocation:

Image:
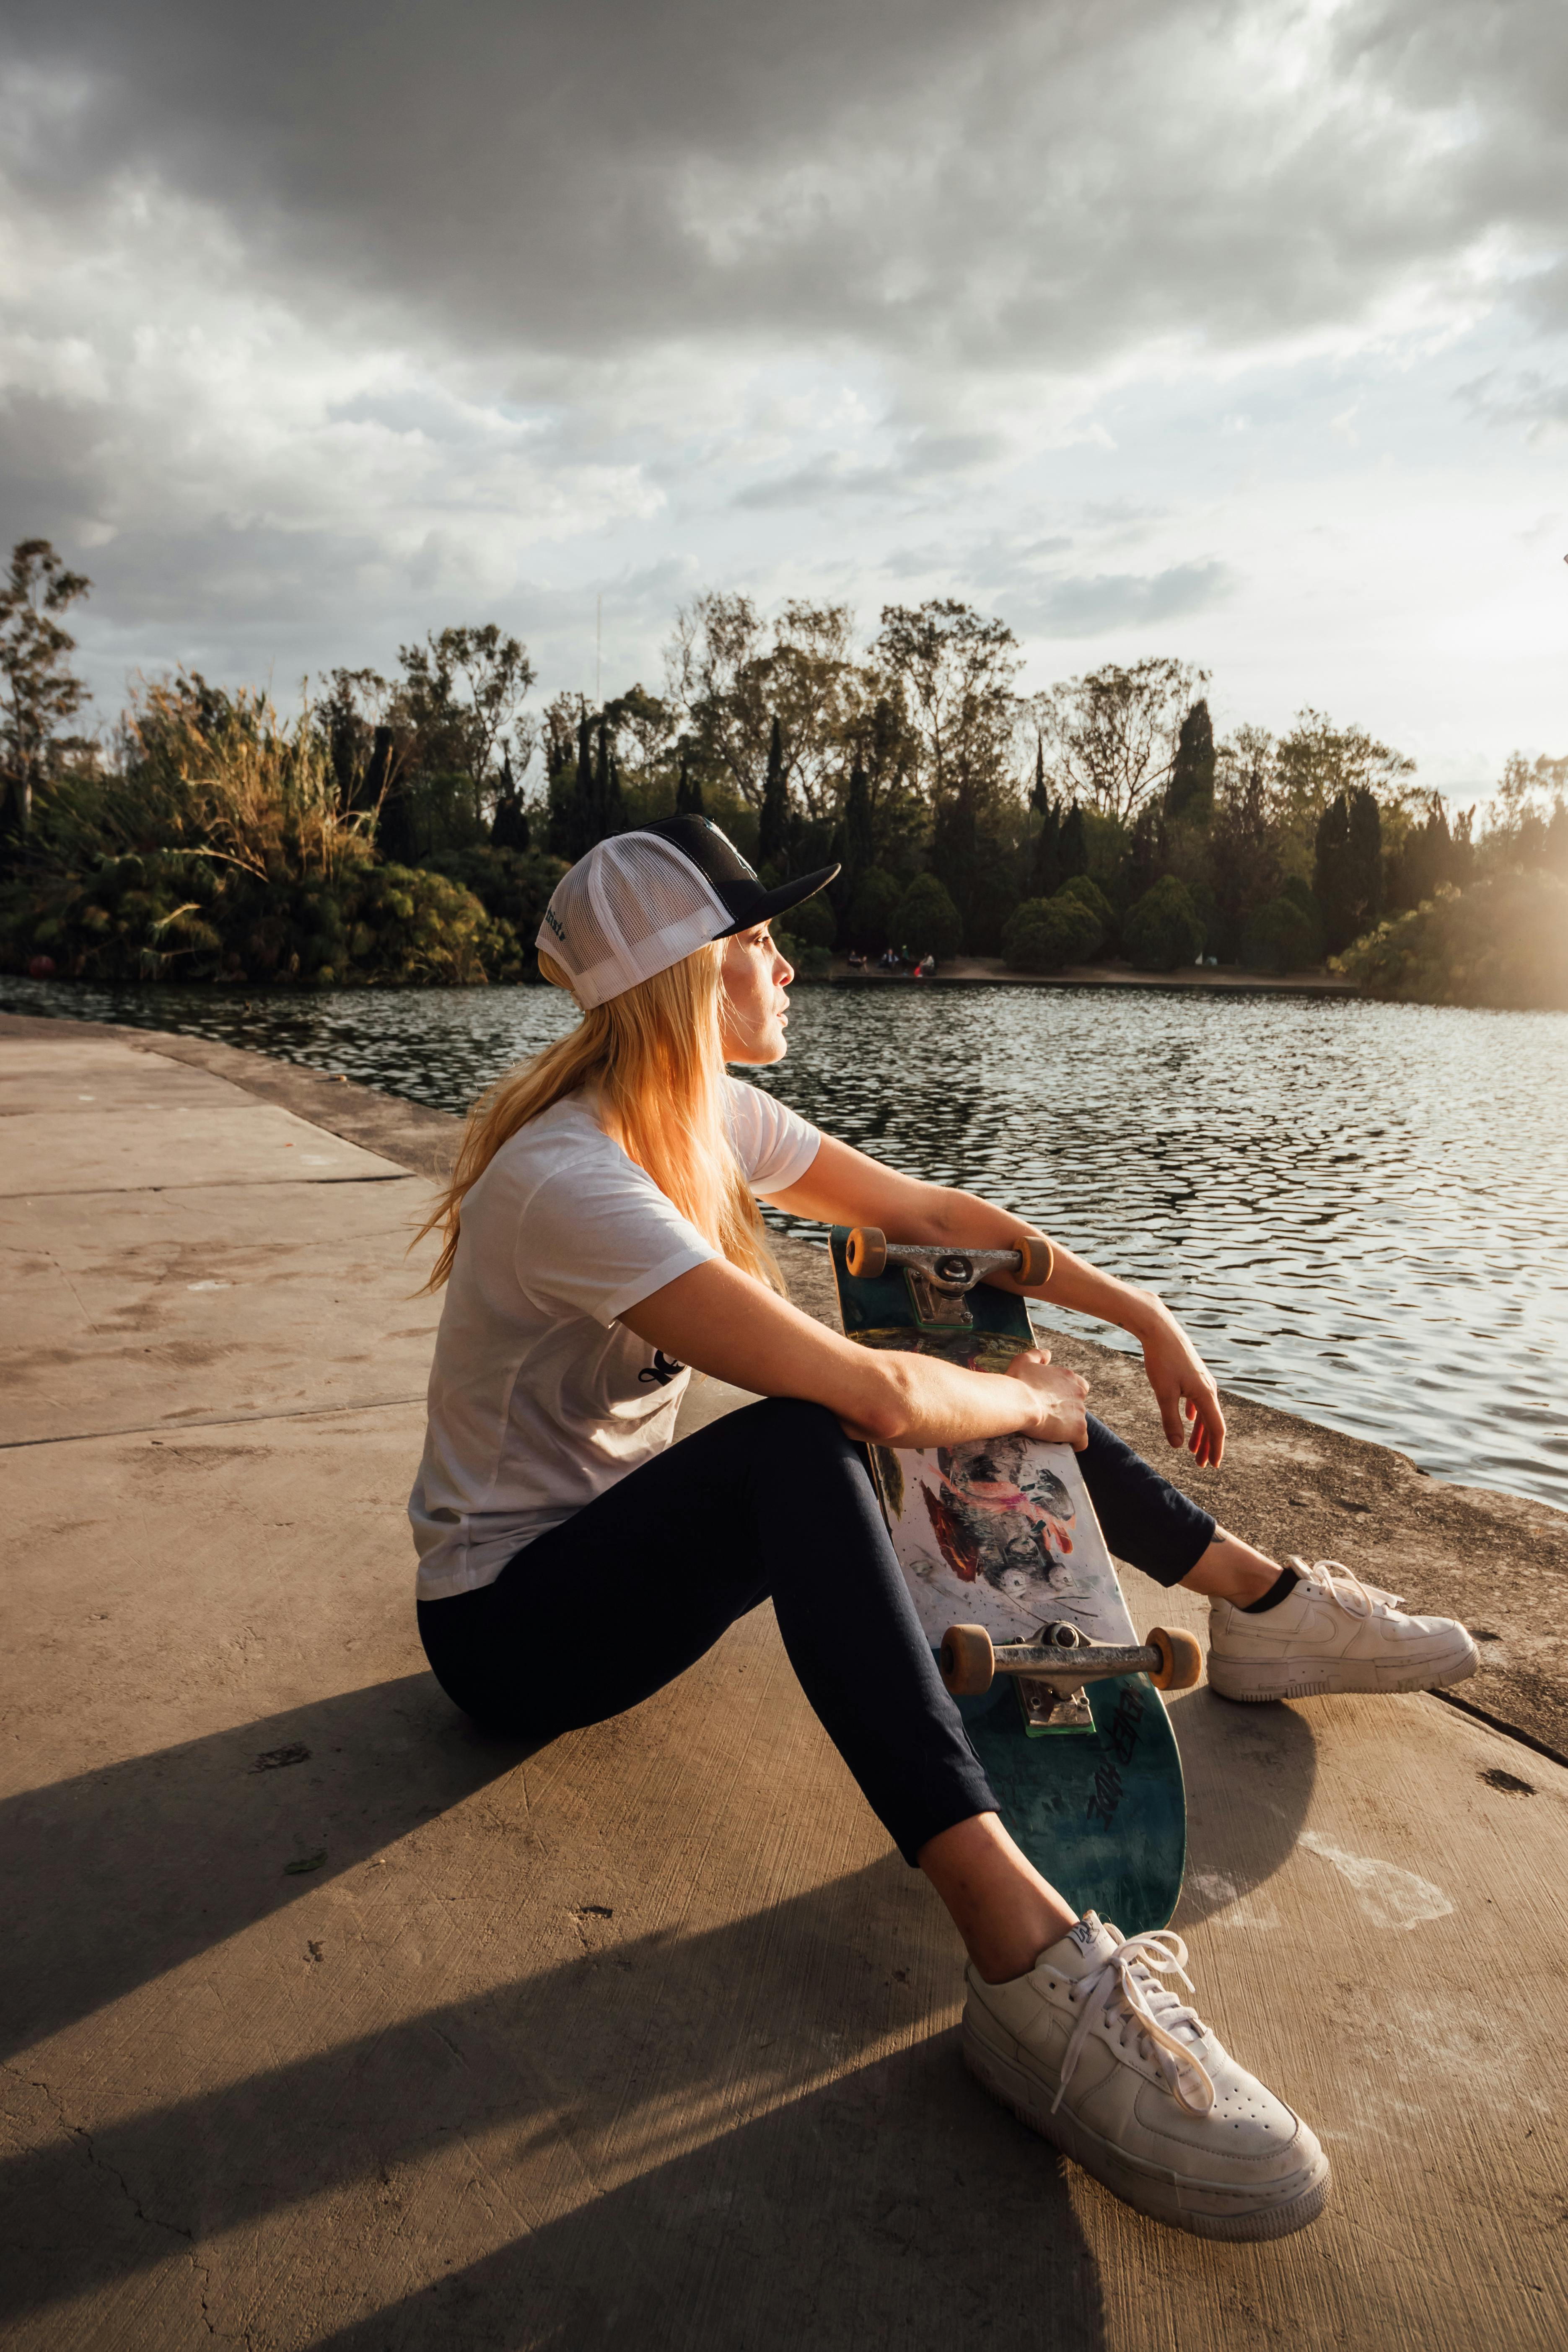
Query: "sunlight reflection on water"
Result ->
[[8, 974, 1566, 1514]]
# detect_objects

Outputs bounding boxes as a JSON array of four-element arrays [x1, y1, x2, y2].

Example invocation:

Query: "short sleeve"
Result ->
[[725, 1077, 822, 1195], [517, 1155, 717, 1326]]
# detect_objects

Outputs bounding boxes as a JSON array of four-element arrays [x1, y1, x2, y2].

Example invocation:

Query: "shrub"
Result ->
[[425, 845, 567, 969], [0, 852, 520, 984], [845, 867, 902, 953], [772, 927, 831, 978], [1336, 873, 1568, 1010], [1279, 874, 1326, 958], [1186, 875, 1218, 953], [1055, 873, 1114, 950], [1001, 895, 1100, 972], [894, 871, 962, 959], [963, 867, 1020, 956], [1122, 876, 1204, 971], [780, 888, 837, 950], [1241, 894, 1322, 974]]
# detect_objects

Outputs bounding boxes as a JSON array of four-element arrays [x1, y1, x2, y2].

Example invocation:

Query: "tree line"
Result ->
[[1, 538, 1564, 1002]]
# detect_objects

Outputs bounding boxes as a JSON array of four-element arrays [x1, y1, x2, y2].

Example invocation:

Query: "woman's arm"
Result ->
[[619, 1256, 1089, 1452], [766, 1133, 1226, 1468]]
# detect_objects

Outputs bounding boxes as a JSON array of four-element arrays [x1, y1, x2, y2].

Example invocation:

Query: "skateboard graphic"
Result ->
[[830, 1226, 1199, 1932]]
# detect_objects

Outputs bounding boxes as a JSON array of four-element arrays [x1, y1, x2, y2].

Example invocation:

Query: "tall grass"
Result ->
[[3, 678, 521, 986], [43, 677, 373, 884]]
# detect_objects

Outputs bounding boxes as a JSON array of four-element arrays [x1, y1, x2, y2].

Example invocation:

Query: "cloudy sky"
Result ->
[[3, 0, 1565, 795]]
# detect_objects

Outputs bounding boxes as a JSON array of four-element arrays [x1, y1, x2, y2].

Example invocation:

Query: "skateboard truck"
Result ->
[[938, 1618, 1203, 1733], [844, 1227, 1053, 1333]]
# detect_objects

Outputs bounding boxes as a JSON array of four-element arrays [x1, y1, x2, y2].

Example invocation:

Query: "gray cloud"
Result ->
[[999, 562, 1239, 638], [733, 432, 1008, 512], [1459, 368, 1568, 440], [4, 0, 1564, 382], [2, 0, 1564, 774]]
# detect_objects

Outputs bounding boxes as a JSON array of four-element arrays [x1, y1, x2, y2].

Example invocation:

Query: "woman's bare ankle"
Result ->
[[1182, 1529, 1281, 1606], [917, 1811, 1078, 1984]]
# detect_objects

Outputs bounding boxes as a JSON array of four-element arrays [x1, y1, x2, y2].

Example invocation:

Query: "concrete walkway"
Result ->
[[3, 1018, 1566, 2350]]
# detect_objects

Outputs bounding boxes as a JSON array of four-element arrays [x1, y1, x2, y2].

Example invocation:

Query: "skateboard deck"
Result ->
[[830, 1228, 1187, 1932]]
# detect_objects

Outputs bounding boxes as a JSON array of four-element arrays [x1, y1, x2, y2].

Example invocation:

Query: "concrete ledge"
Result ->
[[0, 1008, 462, 1182], [5, 1010, 1568, 2347]]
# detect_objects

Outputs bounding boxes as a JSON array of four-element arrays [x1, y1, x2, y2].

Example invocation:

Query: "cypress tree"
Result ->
[[1059, 799, 1089, 882], [844, 757, 875, 878], [675, 745, 706, 818], [1029, 797, 1061, 898], [591, 721, 609, 841], [759, 715, 788, 870], [368, 726, 413, 861], [1347, 785, 1382, 938], [544, 713, 578, 856], [930, 784, 980, 943], [1166, 699, 1216, 826], [568, 714, 594, 856], [593, 720, 624, 840], [1314, 793, 1353, 953], [1126, 803, 1166, 902], [1391, 794, 1453, 909], [490, 749, 531, 850]]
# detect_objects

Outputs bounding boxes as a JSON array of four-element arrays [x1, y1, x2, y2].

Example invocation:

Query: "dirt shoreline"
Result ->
[[825, 953, 1356, 993]]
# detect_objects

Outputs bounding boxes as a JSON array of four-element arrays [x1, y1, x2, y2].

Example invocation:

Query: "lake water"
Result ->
[[6, 972, 1567, 1518]]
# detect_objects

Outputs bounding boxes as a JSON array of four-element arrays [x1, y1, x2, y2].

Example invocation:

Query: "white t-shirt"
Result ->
[[409, 1076, 822, 1600]]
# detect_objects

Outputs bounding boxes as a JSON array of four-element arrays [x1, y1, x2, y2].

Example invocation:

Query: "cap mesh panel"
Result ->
[[539, 834, 734, 1006]]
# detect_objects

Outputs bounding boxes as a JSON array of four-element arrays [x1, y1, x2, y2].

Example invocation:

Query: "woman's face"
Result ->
[[719, 924, 795, 1064]]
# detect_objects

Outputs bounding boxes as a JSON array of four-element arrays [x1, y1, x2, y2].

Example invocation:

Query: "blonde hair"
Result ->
[[418, 941, 784, 1294]]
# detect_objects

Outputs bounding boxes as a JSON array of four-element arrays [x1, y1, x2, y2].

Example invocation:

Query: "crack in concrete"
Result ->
[[3, 2060, 194, 2246], [0, 1393, 428, 1451]]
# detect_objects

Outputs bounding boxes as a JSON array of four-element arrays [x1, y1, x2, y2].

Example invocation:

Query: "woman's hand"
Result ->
[[1008, 1349, 1091, 1449], [1138, 1308, 1226, 1468], [622, 1254, 1101, 1456]]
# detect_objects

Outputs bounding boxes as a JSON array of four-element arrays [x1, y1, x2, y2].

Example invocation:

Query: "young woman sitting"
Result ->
[[410, 816, 1475, 2240]]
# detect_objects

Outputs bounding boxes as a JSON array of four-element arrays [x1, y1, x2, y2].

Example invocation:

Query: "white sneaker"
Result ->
[[1206, 1557, 1479, 1702], [964, 1914, 1328, 2239]]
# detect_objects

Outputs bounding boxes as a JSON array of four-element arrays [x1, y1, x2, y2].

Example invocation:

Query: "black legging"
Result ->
[[417, 1401, 1215, 1865]]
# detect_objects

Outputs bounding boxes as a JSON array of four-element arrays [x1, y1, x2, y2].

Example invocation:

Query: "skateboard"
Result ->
[[830, 1226, 1199, 1933]]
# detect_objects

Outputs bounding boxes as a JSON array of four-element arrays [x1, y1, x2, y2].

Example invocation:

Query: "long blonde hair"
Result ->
[[418, 942, 784, 1293]]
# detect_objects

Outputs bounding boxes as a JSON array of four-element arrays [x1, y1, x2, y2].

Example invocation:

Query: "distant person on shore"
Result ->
[[409, 815, 1475, 2243]]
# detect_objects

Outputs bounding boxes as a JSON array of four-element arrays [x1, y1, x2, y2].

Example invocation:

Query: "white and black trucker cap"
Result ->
[[536, 816, 839, 1008]]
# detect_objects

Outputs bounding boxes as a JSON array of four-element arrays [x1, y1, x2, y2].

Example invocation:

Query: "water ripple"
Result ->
[[6, 975, 1566, 1514]]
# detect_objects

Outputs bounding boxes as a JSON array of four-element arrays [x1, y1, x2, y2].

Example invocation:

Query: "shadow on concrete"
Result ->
[[1, 1670, 532, 2060], [2, 1670, 1321, 2066], [1167, 1688, 1319, 1928], [0, 1850, 1107, 2349], [298, 2041, 1110, 2352], [0, 1663, 1320, 2345]]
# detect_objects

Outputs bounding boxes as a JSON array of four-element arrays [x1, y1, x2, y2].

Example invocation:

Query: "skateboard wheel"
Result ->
[[1015, 1234, 1053, 1286], [846, 1226, 887, 1280], [1148, 1625, 1203, 1691], [939, 1623, 995, 1697]]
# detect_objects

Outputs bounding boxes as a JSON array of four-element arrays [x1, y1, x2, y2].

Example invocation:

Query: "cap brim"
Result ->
[[716, 865, 840, 938]]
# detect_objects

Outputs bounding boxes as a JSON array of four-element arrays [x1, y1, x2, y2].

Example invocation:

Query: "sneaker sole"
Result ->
[[1206, 1644, 1479, 1704], [962, 2021, 1330, 2241]]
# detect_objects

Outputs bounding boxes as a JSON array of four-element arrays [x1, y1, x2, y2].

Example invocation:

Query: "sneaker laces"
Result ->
[[1053, 1928, 1216, 2119], [1288, 1556, 1407, 1617]]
